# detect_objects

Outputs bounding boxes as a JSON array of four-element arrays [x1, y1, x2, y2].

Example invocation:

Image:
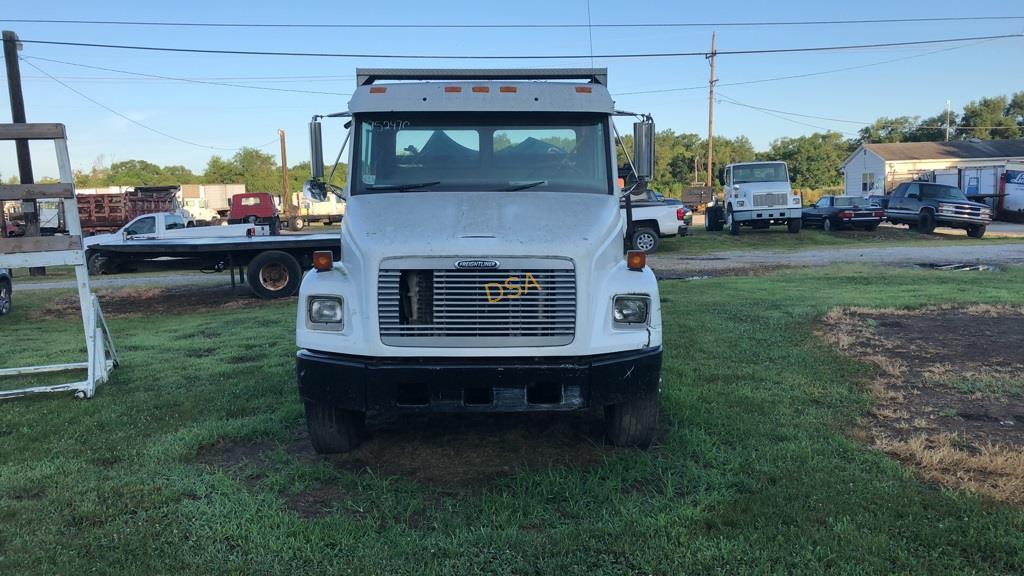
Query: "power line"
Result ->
[[717, 94, 1020, 132], [717, 93, 857, 135], [18, 33, 1023, 60], [22, 55, 351, 96], [21, 58, 272, 151], [3, 16, 1023, 29], [612, 37, 997, 96]]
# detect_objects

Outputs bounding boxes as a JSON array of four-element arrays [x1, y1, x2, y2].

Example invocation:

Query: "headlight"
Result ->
[[736, 200, 745, 207], [792, 196, 800, 204], [308, 296, 344, 329], [613, 295, 650, 325]]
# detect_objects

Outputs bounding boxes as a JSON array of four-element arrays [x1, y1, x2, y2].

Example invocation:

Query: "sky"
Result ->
[[1, 0, 1022, 180]]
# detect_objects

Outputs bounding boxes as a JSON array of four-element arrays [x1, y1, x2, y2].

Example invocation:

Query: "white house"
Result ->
[[841, 138, 1024, 197]]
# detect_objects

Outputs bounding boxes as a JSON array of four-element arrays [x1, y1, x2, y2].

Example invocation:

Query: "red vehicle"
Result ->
[[229, 192, 280, 233], [78, 188, 180, 235]]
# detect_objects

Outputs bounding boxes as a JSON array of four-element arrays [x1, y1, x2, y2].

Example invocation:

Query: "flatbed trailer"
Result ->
[[85, 233, 339, 299]]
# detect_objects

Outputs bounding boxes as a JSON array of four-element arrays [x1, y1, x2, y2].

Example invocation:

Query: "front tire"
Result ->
[[630, 227, 659, 253], [87, 251, 108, 276], [305, 401, 361, 454], [727, 209, 740, 235], [246, 250, 301, 299], [967, 224, 986, 239], [918, 210, 936, 234], [605, 392, 659, 448], [0, 280, 11, 316], [787, 218, 802, 234]]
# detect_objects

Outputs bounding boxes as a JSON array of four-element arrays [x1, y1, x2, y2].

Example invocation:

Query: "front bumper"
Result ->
[[296, 346, 662, 412], [732, 207, 802, 222]]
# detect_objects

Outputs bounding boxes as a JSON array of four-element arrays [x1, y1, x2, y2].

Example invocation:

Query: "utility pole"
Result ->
[[278, 129, 295, 218], [3, 30, 43, 276], [705, 32, 717, 189], [945, 100, 951, 141]]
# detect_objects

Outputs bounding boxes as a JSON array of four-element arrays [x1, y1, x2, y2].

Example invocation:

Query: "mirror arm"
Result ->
[[612, 122, 640, 196], [325, 128, 352, 198]]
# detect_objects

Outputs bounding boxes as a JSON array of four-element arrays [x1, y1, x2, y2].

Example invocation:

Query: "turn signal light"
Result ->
[[575, 86, 593, 93], [626, 250, 646, 271], [312, 251, 333, 272], [369, 86, 386, 94], [444, 86, 462, 93]]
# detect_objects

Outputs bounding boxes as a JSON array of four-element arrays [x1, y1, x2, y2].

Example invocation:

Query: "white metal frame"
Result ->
[[0, 123, 118, 400]]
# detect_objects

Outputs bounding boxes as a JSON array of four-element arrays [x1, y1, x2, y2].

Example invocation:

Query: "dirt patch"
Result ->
[[197, 413, 617, 519], [195, 440, 275, 469], [38, 284, 286, 319], [821, 305, 1024, 504], [285, 483, 357, 520], [314, 411, 614, 488]]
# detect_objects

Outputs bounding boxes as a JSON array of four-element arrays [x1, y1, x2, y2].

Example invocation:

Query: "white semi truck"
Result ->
[[705, 161, 802, 235], [295, 68, 663, 453]]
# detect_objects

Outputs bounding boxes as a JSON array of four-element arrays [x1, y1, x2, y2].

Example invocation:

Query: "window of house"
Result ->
[[861, 173, 876, 192]]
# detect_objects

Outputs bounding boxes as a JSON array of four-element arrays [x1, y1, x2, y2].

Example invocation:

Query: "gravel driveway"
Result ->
[[649, 242, 1024, 277]]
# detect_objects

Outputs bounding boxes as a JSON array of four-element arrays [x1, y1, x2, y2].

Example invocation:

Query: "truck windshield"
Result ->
[[920, 184, 968, 201], [733, 163, 788, 184], [352, 113, 611, 195]]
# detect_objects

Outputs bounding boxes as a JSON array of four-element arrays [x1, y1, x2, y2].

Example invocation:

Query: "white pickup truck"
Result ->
[[621, 188, 688, 252], [705, 161, 802, 235], [83, 211, 267, 274], [295, 68, 663, 454]]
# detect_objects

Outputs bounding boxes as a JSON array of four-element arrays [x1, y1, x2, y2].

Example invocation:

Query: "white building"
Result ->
[[841, 138, 1024, 198]]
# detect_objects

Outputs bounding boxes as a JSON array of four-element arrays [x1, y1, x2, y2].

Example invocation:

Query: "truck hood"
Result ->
[[343, 191, 622, 264], [83, 232, 119, 248]]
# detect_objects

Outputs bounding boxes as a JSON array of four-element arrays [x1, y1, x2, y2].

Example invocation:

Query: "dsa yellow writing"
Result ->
[[484, 273, 543, 303]]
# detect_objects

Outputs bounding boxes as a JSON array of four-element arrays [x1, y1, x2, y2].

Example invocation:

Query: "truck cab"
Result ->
[[706, 161, 802, 235], [296, 68, 662, 453]]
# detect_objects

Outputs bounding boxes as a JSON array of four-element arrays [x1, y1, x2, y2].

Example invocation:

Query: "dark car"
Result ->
[[802, 195, 884, 232], [0, 268, 11, 316], [885, 182, 991, 238]]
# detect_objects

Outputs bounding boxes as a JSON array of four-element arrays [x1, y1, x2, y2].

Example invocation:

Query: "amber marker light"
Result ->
[[312, 251, 334, 272], [626, 250, 646, 271]]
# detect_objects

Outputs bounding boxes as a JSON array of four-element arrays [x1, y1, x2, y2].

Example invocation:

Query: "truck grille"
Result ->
[[378, 258, 576, 347], [752, 193, 789, 207]]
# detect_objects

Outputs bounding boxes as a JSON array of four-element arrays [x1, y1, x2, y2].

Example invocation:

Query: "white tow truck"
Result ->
[[295, 68, 663, 453], [705, 161, 802, 235]]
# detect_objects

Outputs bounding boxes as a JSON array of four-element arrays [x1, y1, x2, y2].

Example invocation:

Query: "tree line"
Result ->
[[625, 91, 1024, 194], [7, 92, 1018, 196]]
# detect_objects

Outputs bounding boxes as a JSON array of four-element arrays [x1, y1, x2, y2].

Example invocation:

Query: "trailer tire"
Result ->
[[247, 250, 301, 299], [604, 392, 659, 448], [705, 205, 724, 231], [304, 401, 361, 454], [967, 224, 986, 239]]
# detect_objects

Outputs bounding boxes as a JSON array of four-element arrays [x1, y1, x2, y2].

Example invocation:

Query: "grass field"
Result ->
[[656, 224, 1024, 255], [2, 266, 1023, 574]]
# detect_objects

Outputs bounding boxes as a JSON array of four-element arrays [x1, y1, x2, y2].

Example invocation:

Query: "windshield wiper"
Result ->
[[365, 181, 441, 191], [502, 180, 547, 191]]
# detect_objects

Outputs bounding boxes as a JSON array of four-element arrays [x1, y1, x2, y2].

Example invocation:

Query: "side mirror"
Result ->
[[632, 119, 655, 181], [717, 168, 725, 186], [303, 179, 327, 203], [309, 119, 325, 180]]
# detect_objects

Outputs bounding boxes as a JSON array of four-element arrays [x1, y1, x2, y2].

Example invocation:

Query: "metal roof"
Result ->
[[356, 68, 608, 86], [862, 138, 1024, 162]]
